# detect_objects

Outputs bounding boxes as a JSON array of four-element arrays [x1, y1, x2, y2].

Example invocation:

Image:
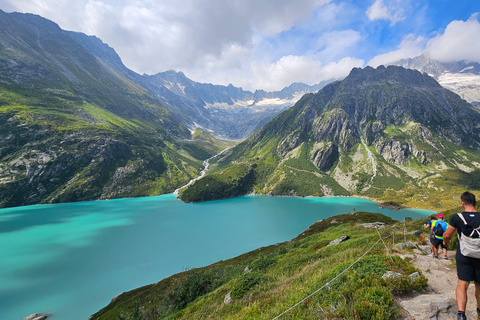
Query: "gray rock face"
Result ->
[[374, 139, 413, 164], [311, 143, 339, 171], [327, 235, 350, 246], [401, 294, 456, 320]]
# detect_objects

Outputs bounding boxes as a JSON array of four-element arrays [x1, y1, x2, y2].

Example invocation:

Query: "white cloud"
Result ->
[[366, 0, 407, 25], [320, 57, 365, 80], [314, 30, 363, 61], [367, 34, 425, 67], [426, 13, 480, 63]]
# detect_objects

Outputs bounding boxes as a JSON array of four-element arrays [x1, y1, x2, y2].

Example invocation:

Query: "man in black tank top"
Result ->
[[443, 192, 480, 320]]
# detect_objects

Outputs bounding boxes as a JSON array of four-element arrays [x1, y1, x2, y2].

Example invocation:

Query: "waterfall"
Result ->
[[174, 148, 230, 195]]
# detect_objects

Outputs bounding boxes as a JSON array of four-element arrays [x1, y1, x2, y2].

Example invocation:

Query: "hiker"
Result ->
[[430, 213, 449, 259], [424, 214, 438, 257], [443, 192, 480, 320]]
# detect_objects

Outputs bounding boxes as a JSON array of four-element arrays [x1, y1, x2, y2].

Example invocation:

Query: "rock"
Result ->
[[224, 292, 232, 304], [327, 235, 350, 246], [406, 230, 423, 237], [413, 249, 423, 254], [359, 222, 385, 229], [23, 314, 51, 320], [393, 241, 416, 250], [401, 294, 456, 319], [244, 266, 252, 273], [330, 219, 339, 224], [419, 245, 432, 254], [409, 272, 421, 282], [382, 271, 403, 280], [311, 142, 339, 171], [398, 254, 415, 260]]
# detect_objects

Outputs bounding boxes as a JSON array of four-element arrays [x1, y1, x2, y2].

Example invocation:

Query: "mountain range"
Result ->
[[2, 9, 480, 209], [179, 65, 480, 210], [0, 10, 321, 208]]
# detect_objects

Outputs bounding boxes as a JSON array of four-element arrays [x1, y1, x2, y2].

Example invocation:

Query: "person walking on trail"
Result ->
[[443, 192, 480, 320], [424, 214, 439, 257], [430, 214, 449, 259]]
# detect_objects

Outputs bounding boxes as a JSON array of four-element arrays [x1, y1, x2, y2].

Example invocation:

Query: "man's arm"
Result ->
[[443, 225, 456, 247]]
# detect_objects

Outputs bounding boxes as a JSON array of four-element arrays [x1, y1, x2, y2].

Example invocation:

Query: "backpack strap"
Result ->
[[457, 213, 480, 237], [457, 212, 467, 224]]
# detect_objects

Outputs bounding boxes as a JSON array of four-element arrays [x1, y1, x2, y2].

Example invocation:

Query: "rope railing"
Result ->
[[272, 231, 392, 320]]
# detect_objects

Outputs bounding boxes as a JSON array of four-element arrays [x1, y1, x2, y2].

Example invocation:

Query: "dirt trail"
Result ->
[[399, 248, 478, 319]]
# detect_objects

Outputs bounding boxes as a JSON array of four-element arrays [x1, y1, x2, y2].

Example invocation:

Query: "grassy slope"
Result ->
[[0, 85, 237, 207], [90, 210, 451, 320]]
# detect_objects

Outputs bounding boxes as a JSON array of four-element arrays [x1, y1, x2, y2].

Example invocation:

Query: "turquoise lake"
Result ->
[[0, 194, 435, 320]]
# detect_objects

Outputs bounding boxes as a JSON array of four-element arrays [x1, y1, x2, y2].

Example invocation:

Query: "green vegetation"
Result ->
[[90, 211, 430, 320], [0, 83, 237, 208]]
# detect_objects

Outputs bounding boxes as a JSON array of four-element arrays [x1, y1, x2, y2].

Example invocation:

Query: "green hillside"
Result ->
[[0, 11, 237, 208]]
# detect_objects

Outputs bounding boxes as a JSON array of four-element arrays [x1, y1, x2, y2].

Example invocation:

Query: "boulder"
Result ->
[[409, 272, 421, 282], [406, 230, 423, 237], [419, 245, 432, 254], [359, 222, 385, 229], [401, 294, 456, 319], [327, 236, 350, 246], [382, 271, 403, 280], [224, 292, 232, 304], [393, 241, 416, 250]]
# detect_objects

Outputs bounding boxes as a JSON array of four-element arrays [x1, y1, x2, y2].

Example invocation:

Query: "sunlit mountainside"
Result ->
[[179, 65, 480, 211]]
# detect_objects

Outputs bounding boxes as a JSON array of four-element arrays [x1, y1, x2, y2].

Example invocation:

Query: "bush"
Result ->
[[166, 268, 225, 310], [231, 272, 267, 299], [250, 255, 277, 272]]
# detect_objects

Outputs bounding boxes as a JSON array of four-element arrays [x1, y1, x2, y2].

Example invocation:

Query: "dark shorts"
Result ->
[[433, 238, 446, 249], [456, 252, 480, 283], [429, 234, 435, 244]]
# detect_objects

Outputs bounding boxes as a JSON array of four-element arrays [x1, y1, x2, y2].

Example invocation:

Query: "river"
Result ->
[[0, 194, 434, 320]]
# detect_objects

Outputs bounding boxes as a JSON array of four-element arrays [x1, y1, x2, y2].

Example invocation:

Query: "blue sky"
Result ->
[[0, 0, 479, 91]]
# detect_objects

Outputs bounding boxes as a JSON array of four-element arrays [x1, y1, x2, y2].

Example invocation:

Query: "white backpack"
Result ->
[[457, 213, 480, 259]]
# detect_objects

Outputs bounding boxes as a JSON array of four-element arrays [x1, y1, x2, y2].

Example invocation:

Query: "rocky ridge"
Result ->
[[392, 53, 480, 108]]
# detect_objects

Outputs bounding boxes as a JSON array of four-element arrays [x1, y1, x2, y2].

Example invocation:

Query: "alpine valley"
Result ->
[[179, 65, 480, 210], [0, 10, 322, 208]]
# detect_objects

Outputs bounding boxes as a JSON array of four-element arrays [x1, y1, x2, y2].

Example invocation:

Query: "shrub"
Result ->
[[166, 268, 225, 310], [231, 272, 267, 299], [250, 255, 277, 272]]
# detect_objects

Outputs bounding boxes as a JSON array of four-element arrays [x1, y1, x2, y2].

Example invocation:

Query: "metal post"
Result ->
[[392, 225, 395, 246]]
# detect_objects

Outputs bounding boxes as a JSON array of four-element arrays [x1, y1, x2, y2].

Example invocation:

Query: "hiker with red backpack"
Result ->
[[443, 191, 480, 320]]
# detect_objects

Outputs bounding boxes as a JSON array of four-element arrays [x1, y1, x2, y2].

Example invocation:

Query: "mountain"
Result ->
[[0, 10, 233, 208], [63, 29, 326, 139], [391, 53, 480, 108], [66, 30, 326, 139], [179, 65, 480, 209], [137, 72, 326, 139]]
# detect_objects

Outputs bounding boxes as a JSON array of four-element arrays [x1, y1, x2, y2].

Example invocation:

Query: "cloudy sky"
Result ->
[[1, 0, 479, 91]]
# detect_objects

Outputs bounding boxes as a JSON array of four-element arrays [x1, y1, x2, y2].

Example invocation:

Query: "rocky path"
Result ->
[[399, 247, 478, 319]]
